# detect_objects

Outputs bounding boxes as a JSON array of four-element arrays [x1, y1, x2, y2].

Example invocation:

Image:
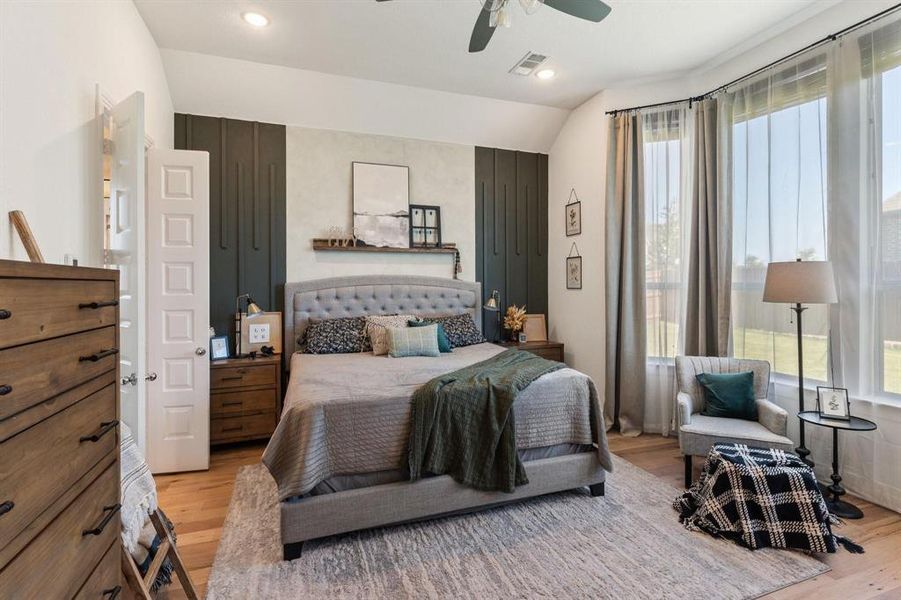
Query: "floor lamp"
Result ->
[[762, 259, 838, 466]]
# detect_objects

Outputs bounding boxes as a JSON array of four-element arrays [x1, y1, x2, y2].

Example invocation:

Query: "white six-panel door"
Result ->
[[107, 92, 147, 454], [146, 148, 211, 473]]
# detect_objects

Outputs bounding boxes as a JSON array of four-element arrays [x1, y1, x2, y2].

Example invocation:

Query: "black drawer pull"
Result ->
[[222, 401, 243, 407], [79, 348, 119, 362], [82, 503, 121, 537], [78, 300, 119, 310], [221, 375, 244, 381], [222, 425, 243, 433], [0, 501, 13, 516], [0, 309, 9, 320], [80, 419, 119, 443], [102, 585, 122, 599], [0, 385, 11, 396]]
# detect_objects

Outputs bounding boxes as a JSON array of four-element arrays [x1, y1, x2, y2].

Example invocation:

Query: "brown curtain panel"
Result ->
[[685, 98, 732, 357], [605, 113, 646, 436]]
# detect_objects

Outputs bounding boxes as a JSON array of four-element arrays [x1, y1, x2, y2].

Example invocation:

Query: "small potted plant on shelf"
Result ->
[[503, 304, 527, 342]]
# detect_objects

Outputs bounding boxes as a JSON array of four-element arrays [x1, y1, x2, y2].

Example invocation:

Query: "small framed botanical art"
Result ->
[[566, 188, 581, 237], [816, 386, 851, 421], [566, 256, 582, 289], [210, 335, 230, 361], [409, 204, 442, 248]]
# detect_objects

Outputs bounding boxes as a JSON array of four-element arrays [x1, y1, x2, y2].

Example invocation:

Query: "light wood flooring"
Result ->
[[155, 433, 901, 599]]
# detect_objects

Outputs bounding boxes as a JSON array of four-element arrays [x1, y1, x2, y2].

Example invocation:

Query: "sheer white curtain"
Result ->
[[642, 107, 693, 435], [828, 16, 901, 399], [725, 54, 830, 382]]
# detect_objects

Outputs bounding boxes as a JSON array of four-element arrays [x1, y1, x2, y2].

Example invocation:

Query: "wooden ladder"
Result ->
[[121, 509, 199, 599]]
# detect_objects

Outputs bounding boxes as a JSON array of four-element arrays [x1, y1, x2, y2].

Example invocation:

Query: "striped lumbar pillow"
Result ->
[[387, 324, 441, 358]]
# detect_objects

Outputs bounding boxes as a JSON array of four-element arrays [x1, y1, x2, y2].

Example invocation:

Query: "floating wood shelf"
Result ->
[[311, 239, 457, 254]]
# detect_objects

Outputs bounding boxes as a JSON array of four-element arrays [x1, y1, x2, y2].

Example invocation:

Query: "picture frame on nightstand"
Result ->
[[210, 335, 230, 360]]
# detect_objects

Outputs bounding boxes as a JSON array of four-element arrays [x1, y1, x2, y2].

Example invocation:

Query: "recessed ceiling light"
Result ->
[[242, 12, 269, 28], [536, 69, 556, 80]]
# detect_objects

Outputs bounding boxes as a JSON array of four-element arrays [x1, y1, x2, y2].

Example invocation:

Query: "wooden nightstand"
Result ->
[[498, 340, 565, 363], [210, 354, 282, 446]]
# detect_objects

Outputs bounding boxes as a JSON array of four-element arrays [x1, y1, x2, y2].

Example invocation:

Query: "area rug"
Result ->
[[206, 455, 829, 599]]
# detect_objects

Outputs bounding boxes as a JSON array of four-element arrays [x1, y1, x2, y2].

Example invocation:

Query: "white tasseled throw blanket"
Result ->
[[120, 423, 157, 555]]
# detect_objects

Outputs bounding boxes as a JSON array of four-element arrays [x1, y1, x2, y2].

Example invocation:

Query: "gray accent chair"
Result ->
[[675, 356, 794, 487]]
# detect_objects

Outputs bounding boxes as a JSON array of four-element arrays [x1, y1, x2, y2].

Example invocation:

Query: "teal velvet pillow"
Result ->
[[696, 371, 758, 421], [408, 319, 452, 353]]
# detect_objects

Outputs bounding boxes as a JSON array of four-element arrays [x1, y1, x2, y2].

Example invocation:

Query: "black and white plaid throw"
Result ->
[[674, 443, 863, 554]]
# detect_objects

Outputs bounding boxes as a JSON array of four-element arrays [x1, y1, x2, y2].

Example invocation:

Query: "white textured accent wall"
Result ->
[[286, 127, 475, 282]]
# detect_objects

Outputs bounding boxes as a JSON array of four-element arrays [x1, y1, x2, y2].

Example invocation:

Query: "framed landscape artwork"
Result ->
[[352, 162, 410, 248]]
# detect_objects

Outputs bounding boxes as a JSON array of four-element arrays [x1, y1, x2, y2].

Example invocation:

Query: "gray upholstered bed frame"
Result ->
[[279, 275, 605, 560]]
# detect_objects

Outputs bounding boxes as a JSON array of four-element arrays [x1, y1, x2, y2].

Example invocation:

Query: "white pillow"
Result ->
[[366, 315, 414, 355]]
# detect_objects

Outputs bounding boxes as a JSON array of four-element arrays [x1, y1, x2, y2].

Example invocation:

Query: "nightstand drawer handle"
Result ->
[[221, 375, 244, 381], [78, 300, 119, 310], [82, 503, 120, 536], [102, 585, 122, 599], [0, 309, 10, 320], [0, 501, 13, 517], [80, 420, 119, 443], [79, 348, 119, 362], [222, 401, 243, 407], [0, 385, 11, 396], [222, 425, 243, 433]]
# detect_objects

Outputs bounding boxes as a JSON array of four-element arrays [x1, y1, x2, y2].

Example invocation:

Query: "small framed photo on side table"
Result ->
[[210, 335, 230, 361], [816, 386, 851, 421]]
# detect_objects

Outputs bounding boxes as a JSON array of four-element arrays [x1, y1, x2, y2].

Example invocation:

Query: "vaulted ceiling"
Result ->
[[135, 0, 837, 109]]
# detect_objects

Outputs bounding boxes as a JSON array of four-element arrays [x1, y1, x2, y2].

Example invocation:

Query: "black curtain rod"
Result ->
[[606, 2, 901, 116]]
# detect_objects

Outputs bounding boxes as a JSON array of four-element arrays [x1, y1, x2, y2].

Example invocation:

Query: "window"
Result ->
[[730, 57, 830, 381], [879, 65, 901, 393], [643, 109, 689, 360]]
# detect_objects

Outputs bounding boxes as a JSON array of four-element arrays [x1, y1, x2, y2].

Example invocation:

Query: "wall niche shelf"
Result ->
[[311, 239, 457, 254]]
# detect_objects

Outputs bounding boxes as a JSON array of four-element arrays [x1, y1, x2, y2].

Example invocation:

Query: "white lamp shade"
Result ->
[[762, 260, 838, 304]]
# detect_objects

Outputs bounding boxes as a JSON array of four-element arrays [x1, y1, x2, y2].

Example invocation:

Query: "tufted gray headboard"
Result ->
[[284, 275, 482, 366]]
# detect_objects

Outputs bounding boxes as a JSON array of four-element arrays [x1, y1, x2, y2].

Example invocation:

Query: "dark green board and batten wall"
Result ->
[[173, 116, 546, 343], [475, 147, 549, 342], [174, 114, 287, 340]]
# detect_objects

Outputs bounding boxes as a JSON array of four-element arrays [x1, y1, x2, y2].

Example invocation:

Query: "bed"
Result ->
[[264, 275, 612, 560]]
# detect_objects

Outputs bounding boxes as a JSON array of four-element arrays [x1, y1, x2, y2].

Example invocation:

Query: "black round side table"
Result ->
[[798, 411, 877, 519]]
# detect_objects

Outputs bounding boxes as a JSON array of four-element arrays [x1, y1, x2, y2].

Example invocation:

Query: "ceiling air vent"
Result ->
[[509, 52, 548, 76]]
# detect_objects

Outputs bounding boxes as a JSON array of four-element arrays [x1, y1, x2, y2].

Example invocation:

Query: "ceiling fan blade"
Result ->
[[469, 5, 496, 53], [543, 0, 611, 22]]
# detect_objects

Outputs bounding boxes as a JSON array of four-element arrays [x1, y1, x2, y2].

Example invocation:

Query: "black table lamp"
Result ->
[[483, 290, 501, 343], [763, 259, 838, 466], [235, 293, 263, 355]]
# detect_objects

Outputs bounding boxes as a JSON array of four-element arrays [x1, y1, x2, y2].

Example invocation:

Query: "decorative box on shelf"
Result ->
[[210, 354, 281, 445]]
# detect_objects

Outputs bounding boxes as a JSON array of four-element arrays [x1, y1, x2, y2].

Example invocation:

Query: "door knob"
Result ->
[[195, 347, 207, 356], [121, 373, 137, 386], [145, 372, 158, 382]]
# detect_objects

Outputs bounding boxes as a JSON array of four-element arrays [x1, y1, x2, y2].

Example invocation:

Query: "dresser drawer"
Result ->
[[211, 412, 276, 444], [74, 541, 120, 600], [0, 380, 117, 552], [211, 363, 277, 390], [0, 462, 119, 599], [0, 277, 117, 350], [212, 388, 277, 418], [0, 326, 118, 421]]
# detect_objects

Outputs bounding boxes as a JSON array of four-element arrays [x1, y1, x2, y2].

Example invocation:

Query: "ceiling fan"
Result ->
[[376, 0, 612, 53]]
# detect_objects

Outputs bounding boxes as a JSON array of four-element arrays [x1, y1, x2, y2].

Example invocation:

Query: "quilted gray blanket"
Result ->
[[262, 343, 613, 500]]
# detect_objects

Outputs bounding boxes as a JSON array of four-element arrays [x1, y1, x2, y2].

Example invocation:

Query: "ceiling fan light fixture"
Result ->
[[241, 11, 270, 28], [495, 6, 512, 28], [519, 0, 544, 15], [536, 68, 556, 80]]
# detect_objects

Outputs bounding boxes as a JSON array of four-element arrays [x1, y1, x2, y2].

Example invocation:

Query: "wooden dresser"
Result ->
[[499, 340, 565, 363], [0, 260, 122, 598], [210, 354, 281, 445]]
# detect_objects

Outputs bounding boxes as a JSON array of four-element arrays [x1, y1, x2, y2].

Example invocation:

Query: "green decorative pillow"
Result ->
[[387, 324, 440, 358], [696, 371, 758, 421], [408, 319, 452, 352]]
